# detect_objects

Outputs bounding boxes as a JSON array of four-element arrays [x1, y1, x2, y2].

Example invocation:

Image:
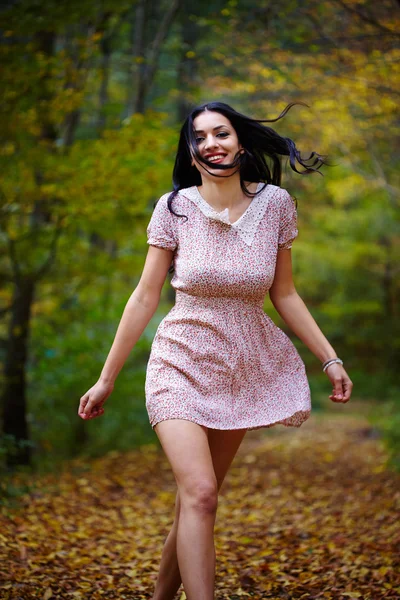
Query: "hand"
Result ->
[[78, 379, 114, 420], [325, 363, 353, 403]]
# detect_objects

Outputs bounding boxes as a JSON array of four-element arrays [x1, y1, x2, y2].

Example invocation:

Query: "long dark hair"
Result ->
[[166, 100, 331, 218]]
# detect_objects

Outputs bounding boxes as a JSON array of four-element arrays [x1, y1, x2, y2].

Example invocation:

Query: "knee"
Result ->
[[181, 479, 218, 515]]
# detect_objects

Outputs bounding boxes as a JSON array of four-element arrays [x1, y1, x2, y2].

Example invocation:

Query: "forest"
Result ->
[[1, 2, 400, 599], [0, 0, 398, 472]]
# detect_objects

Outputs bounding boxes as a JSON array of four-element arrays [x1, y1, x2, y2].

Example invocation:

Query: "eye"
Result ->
[[217, 132, 229, 138], [195, 136, 204, 143]]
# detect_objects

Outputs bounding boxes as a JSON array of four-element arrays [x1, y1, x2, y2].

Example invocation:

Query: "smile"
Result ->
[[206, 154, 226, 163]]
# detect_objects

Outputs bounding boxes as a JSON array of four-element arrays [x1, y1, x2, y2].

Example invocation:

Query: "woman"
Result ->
[[78, 101, 353, 600]]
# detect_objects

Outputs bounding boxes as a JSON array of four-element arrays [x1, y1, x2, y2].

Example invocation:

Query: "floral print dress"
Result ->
[[144, 183, 312, 431]]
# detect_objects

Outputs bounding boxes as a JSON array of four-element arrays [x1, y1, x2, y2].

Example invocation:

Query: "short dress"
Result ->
[[144, 182, 312, 431]]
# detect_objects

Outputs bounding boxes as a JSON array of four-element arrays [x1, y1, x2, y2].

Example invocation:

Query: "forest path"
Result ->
[[1, 404, 399, 599]]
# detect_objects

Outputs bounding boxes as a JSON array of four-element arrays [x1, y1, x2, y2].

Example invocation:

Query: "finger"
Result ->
[[83, 400, 95, 416], [79, 393, 96, 415], [333, 376, 343, 400], [86, 398, 104, 415], [329, 388, 342, 402], [342, 380, 353, 401], [330, 386, 351, 403], [86, 406, 105, 419], [78, 395, 88, 414]]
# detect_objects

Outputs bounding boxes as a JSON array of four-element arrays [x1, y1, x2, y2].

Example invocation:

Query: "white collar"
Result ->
[[178, 182, 272, 246]]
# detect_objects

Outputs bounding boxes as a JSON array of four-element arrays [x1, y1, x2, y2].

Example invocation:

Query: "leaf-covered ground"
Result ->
[[1, 408, 399, 600]]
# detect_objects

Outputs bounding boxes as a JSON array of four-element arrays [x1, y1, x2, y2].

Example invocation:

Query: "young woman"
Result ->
[[78, 101, 353, 600]]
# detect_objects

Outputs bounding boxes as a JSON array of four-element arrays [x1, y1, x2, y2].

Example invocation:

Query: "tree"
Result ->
[[0, 0, 175, 466]]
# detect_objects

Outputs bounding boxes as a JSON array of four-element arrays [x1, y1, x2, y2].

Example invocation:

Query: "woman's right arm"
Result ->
[[78, 245, 174, 420]]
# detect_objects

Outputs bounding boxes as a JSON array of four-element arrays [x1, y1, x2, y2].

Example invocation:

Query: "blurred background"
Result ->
[[0, 0, 398, 475]]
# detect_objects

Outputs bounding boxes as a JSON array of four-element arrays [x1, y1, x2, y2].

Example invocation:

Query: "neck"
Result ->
[[198, 173, 249, 210]]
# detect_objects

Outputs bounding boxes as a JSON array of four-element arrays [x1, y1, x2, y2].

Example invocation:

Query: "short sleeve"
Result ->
[[146, 193, 178, 251], [277, 189, 298, 250]]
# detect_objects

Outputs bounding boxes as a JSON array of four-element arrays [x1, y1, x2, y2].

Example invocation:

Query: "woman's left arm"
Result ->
[[269, 249, 353, 404]]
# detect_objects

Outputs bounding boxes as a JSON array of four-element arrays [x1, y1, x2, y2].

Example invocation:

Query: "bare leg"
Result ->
[[152, 424, 247, 600], [151, 492, 182, 600], [154, 420, 216, 600]]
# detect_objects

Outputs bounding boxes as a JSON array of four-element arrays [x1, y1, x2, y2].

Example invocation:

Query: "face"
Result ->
[[191, 111, 242, 179]]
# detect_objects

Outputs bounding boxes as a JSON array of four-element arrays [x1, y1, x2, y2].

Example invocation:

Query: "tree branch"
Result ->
[[7, 235, 21, 284], [336, 141, 400, 206], [145, 0, 181, 92], [35, 219, 63, 280], [333, 0, 400, 38]]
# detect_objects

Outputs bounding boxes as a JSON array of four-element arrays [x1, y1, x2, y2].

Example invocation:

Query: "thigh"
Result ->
[[166, 425, 247, 520], [207, 428, 247, 489], [155, 419, 217, 493]]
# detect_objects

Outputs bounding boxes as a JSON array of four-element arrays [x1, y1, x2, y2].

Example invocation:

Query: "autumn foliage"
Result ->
[[0, 1, 398, 475], [1, 410, 399, 599]]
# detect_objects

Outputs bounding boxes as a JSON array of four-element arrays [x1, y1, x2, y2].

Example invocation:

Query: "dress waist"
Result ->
[[174, 291, 264, 311]]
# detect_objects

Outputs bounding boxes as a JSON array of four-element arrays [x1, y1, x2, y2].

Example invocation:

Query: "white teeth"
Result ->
[[208, 155, 225, 162]]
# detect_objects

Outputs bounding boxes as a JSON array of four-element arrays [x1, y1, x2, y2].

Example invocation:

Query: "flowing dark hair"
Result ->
[[166, 101, 331, 218]]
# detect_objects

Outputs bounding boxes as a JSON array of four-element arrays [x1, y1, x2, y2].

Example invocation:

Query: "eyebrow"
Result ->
[[194, 125, 229, 133]]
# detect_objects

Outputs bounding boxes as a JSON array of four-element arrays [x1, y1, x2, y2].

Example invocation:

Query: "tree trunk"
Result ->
[[0, 29, 60, 468], [64, 109, 81, 148], [97, 19, 113, 132], [125, 0, 181, 116], [97, 49, 111, 131], [126, 0, 147, 117], [177, 4, 199, 122], [2, 278, 35, 467], [1, 30, 57, 468]]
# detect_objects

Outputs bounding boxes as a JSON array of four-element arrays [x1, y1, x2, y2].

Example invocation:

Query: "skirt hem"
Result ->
[[150, 408, 311, 432]]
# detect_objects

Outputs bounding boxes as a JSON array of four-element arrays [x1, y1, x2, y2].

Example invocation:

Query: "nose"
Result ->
[[204, 134, 219, 151]]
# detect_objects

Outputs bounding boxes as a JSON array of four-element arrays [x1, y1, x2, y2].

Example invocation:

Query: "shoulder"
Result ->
[[162, 188, 198, 217], [156, 187, 197, 199], [259, 185, 294, 216], [153, 191, 172, 208], [263, 184, 293, 202], [175, 186, 198, 205], [149, 190, 194, 229], [176, 185, 196, 196], [155, 188, 196, 208], [150, 191, 177, 219]]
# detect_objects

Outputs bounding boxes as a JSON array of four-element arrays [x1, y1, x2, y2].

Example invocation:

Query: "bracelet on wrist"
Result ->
[[322, 357, 337, 369], [322, 358, 343, 372]]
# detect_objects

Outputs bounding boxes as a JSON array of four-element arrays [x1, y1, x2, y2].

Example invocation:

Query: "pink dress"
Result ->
[[145, 183, 312, 431]]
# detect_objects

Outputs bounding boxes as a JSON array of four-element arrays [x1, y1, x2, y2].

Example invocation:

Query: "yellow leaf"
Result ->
[[125, 569, 137, 577], [323, 453, 334, 462], [372, 465, 386, 473]]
